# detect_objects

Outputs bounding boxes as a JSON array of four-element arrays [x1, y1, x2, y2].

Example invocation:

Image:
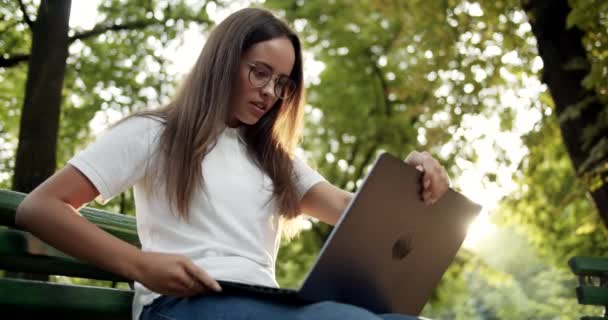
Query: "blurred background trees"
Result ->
[[1, 0, 606, 318]]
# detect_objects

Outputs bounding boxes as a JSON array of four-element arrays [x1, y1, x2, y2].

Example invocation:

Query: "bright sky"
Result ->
[[69, 1, 545, 251]]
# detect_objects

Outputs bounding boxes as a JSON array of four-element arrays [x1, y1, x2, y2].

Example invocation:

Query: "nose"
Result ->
[[260, 79, 275, 98]]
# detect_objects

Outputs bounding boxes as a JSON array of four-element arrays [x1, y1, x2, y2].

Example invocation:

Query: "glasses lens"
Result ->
[[276, 77, 296, 99], [249, 64, 272, 87]]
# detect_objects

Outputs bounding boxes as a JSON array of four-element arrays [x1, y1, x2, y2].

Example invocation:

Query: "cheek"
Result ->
[[235, 73, 253, 100]]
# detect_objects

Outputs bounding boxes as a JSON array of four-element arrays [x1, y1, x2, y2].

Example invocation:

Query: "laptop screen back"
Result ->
[[298, 153, 482, 315]]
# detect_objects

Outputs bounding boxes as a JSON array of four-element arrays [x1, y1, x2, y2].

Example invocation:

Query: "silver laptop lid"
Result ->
[[298, 152, 482, 315]]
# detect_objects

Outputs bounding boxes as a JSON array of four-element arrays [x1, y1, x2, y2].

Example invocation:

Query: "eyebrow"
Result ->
[[253, 60, 290, 77]]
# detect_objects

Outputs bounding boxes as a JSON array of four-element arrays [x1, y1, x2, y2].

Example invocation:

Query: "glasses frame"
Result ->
[[246, 62, 296, 100]]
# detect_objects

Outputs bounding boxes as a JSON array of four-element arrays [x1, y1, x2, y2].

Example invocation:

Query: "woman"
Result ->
[[15, 7, 448, 320]]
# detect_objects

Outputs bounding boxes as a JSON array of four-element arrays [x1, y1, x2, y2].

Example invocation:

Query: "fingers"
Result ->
[[404, 151, 450, 205], [404, 151, 427, 168], [183, 259, 222, 293], [172, 261, 220, 297], [180, 276, 205, 296], [422, 166, 448, 204], [163, 274, 197, 297]]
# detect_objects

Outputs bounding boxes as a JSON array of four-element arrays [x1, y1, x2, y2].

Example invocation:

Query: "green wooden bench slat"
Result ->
[[569, 256, 608, 277], [0, 277, 133, 319], [0, 189, 140, 246], [0, 189, 139, 318], [576, 286, 608, 306], [0, 229, 129, 282]]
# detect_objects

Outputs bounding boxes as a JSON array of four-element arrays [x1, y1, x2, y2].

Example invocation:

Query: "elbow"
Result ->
[[340, 192, 353, 212], [15, 195, 37, 229], [343, 193, 353, 208], [331, 192, 353, 226]]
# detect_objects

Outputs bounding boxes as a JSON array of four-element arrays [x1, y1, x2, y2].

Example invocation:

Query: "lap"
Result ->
[[141, 294, 425, 320]]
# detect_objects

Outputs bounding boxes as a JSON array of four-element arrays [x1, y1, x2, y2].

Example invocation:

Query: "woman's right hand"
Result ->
[[133, 251, 222, 297]]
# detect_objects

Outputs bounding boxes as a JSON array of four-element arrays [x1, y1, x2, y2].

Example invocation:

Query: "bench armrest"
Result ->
[[0, 189, 140, 246], [569, 256, 608, 278]]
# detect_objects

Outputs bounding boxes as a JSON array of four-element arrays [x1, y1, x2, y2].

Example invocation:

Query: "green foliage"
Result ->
[[264, 0, 542, 191], [425, 228, 603, 319], [496, 112, 608, 265], [0, 0, 30, 189]]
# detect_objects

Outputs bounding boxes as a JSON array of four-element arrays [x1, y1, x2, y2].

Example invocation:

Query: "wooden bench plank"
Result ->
[[0, 277, 132, 319], [569, 256, 608, 277], [0, 189, 140, 246], [0, 228, 129, 282], [576, 286, 608, 306]]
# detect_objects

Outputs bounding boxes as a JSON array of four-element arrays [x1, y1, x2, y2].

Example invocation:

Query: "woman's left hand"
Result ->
[[404, 151, 450, 205]]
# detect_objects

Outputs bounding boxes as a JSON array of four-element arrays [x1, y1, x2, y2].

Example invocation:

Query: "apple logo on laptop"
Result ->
[[392, 234, 413, 260]]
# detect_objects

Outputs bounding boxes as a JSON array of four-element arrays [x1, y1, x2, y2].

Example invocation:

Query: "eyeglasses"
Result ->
[[247, 62, 296, 100]]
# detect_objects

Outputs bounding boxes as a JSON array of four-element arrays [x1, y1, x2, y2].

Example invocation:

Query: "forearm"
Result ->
[[301, 182, 353, 226], [15, 195, 144, 282]]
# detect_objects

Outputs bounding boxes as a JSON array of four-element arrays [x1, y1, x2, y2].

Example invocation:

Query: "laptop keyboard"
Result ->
[[217, 280, 298, 296]]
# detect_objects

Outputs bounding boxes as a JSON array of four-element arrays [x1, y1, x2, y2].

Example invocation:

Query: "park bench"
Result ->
[[569, 256, 608, 320], [0, 189, 136, 319]]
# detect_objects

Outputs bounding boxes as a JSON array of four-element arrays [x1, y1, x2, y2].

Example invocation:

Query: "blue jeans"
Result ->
[[140, 295, 427, 320]]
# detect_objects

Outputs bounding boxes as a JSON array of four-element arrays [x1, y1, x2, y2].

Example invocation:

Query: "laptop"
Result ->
[[217, 152, 482, 315]]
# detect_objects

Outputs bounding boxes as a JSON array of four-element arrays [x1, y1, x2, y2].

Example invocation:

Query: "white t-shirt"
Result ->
[[67, 116, 326, 320]]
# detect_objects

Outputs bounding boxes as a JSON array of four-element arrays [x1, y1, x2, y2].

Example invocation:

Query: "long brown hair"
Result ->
[[119, 8, 306, 230]]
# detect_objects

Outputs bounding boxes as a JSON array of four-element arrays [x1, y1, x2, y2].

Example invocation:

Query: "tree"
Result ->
[[11, 0, 71, 193], [522, 0, 608, 228], [1, 0, 213, 195], [496, 0, 608, 266]]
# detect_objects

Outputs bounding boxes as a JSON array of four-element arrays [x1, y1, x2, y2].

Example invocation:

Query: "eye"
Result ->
[[276, 76, 289, 86], [253, 66, 271, 79]]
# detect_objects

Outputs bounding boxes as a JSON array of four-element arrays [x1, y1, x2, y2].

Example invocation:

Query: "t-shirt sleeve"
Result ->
[[67, 116, 163, 205], [292, 155, 326, 200]]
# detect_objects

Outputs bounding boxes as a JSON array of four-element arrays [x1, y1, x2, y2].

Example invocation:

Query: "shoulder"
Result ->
[[116, 114, 165, 129], [109, 115, 165, 138], [291, 154, 316, 169], [291, 154, 324, 179]]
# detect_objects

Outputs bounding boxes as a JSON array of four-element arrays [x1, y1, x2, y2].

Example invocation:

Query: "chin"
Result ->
[[237, 115, 261, 126]]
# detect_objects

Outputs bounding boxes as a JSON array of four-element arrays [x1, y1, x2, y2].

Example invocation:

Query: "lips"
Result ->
[[249, 101, 266, 117], [251, 101, 267, 111]]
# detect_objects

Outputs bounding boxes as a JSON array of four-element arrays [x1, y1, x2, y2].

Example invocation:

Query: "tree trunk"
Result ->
[[12, 0, 72, 193], [522, 0, 608, 228]]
